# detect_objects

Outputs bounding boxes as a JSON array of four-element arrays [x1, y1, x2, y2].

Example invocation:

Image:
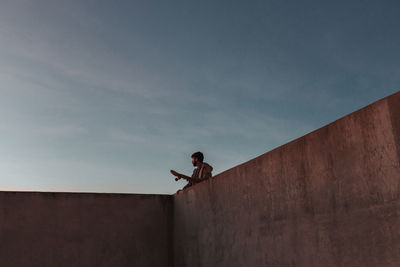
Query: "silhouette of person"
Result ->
[[171, 152, 213, 194]]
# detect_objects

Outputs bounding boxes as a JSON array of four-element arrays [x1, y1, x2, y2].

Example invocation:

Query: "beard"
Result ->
[[192, 162, 197, 167]]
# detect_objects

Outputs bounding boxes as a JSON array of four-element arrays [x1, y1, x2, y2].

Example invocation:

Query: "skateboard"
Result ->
[[170, 170, 181, 181]]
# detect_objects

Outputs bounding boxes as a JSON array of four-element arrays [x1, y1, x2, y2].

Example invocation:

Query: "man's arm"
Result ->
[[200, 165, 213, 181], [170, 170, 199, 184]]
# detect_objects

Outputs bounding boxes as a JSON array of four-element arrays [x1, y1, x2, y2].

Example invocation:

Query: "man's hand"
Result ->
[[170, 170, 182, 181], [171, 170, 195, 183]]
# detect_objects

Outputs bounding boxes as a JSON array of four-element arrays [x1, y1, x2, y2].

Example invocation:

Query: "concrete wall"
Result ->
[[1, 92, 398, 267], [173, 91, 400, 267], [0, 192, 173, 267]]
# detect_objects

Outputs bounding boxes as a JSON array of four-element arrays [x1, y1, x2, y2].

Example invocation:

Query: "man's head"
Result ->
[[191, 151, 204, 167]]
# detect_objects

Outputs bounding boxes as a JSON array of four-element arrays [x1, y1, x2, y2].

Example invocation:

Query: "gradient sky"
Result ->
[[1, 0, 399, 194]]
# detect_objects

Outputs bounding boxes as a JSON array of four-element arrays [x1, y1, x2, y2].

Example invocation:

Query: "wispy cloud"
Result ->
[[34, 124, 88, 138], [0, 0, 398, 194], [106, 128, 146, 144]]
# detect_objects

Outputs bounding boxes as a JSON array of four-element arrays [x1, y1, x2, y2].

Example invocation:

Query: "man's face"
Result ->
[[192, 157, 198, 167]]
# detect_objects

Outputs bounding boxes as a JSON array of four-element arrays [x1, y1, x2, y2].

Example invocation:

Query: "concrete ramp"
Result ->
[[174, 91, 400, 266]]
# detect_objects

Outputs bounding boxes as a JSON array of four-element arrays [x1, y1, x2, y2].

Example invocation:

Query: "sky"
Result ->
[[0, 0, 399, 194]]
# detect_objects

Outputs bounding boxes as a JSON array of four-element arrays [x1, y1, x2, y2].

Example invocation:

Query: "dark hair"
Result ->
[[191, 151, 204, 162]]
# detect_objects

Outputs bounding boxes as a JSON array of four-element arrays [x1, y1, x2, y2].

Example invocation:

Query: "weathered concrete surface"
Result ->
[[174, 91, 400, 266], [1, 92, 399, 267], [0, 192, 173, 267]]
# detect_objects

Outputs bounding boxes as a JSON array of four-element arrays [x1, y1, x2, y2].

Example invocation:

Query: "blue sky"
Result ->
[[0, 0, 399, 194]]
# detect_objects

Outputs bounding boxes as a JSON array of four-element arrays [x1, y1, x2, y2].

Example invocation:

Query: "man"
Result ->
[[170, 152, 213, 193]]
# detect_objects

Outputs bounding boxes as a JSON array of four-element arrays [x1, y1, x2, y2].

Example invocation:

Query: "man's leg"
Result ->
[[176, 182, 192, 194], [182, 182, 192, 190]]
